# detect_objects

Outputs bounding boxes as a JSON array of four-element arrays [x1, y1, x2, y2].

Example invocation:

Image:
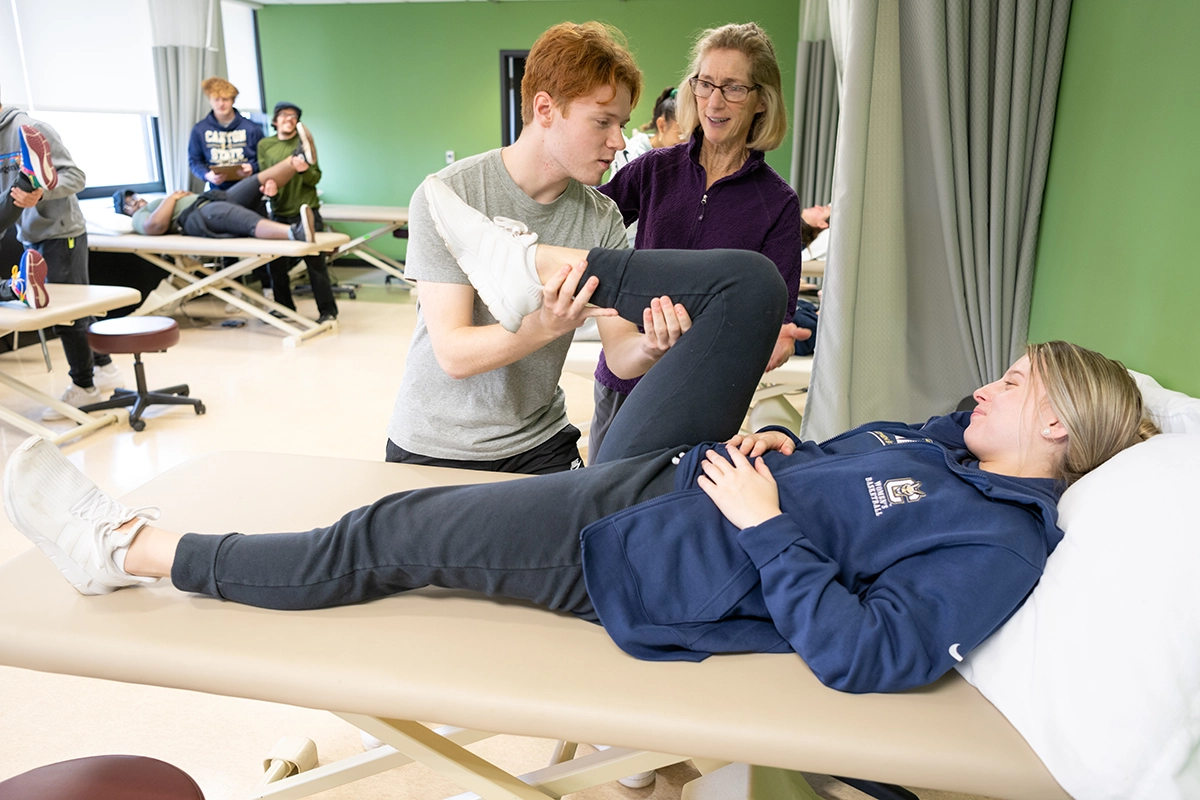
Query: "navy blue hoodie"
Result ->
[[187, 110, 264, 184], [580, 412, 1063, 694]]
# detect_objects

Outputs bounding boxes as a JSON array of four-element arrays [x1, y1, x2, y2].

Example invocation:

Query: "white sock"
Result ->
[[112, 544, 131, 574], [112, 516, 151, 576], [527, 243, 540, 285]]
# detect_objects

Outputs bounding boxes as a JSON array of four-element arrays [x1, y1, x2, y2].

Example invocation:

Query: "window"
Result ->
[[500, 51, 528, 147], [1, 0, 157, 113], [222, 1, 265, 113], [33, 112, 165, 199]]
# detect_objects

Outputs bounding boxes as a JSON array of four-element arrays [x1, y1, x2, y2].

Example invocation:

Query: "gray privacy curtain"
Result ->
[[790, 0, 839, 206], [149, 0, 227, 193], [802, 0, 1071, 441]]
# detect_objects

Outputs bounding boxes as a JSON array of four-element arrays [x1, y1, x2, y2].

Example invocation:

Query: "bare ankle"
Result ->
[[533, 244, 590, 283], [121, 524, 177, 579]]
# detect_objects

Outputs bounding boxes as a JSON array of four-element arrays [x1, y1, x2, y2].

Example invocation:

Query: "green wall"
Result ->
[[1028, 1, 1200, 395], [257, 1, 800, 259]]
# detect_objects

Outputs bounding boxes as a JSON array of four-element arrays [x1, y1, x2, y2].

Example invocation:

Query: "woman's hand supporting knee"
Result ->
[[727, 430, 796, 457]]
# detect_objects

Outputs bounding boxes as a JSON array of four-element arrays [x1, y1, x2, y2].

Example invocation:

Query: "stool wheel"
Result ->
[[131, 419, 146, 432], [195, 403, 206, 415]]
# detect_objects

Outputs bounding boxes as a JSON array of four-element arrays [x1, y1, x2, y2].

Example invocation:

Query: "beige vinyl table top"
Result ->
[[0, 284, 141, 333], [88, 231, 349, 258], [318, 204, 409, 225], [0, 451, 1067, 800]]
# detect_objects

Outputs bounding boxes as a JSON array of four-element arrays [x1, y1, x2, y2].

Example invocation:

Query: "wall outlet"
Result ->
[[445, 150, 455, 164]]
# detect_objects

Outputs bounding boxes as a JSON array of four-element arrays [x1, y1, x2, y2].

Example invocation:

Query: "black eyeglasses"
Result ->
[[688, 76, 761, 103]]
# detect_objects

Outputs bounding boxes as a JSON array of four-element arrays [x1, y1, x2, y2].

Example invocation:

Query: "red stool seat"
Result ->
[[87, 316, 180, 354], [0, 755, 204, 799], [78, 316, 205, 432]]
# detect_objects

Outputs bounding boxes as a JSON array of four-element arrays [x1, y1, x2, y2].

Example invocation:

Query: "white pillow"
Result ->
[[957, 433, 1200, 800], [78, 197, 134, 236], [1131, 369, 1200, 434]]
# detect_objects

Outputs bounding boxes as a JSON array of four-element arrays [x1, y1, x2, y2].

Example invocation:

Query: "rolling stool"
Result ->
[[78, 317, 205, 432], [0, 754, 204, 799]]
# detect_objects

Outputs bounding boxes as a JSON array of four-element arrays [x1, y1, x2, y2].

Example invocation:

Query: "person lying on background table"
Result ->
[[113, 154, 316, 243]]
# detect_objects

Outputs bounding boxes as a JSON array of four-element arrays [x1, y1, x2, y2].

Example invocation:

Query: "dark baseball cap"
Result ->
[[272, 101, 302, 122], [112, 189, 134, 214]]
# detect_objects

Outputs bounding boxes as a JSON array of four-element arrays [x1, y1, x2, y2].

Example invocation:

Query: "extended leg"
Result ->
[[6, 436, 678, 610], [188, 199, 313, 241]]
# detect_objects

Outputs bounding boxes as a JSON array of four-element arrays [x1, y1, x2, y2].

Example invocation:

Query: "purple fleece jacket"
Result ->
[[595, 131, 803, 393]]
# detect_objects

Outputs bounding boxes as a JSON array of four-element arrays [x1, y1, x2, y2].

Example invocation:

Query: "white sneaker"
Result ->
[[295, 121, 317, 165], [423, 175, 542, 333], [95, 362, 126, 392], [41, 383, 101, 421], [3, 436, 161, 595]]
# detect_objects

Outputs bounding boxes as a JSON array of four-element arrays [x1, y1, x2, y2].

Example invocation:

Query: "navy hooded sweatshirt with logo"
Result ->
[[580, 412, 1064, 694], [187, 110, 264, 185]]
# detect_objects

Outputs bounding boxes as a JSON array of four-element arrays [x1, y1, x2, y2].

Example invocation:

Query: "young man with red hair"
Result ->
[[388, 22, 688, 476]]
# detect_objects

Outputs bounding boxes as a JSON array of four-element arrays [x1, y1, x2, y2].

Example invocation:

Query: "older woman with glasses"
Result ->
[[592, 23, 815, 463]]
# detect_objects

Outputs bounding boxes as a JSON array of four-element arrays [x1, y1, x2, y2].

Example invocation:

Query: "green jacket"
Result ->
[[258, 135, 321, 218]]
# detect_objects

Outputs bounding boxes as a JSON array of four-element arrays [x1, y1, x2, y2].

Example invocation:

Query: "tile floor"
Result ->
[[0, 269, 982, 800]]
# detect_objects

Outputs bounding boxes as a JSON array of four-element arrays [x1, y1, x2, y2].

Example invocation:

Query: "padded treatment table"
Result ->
[[319, 204, 411, 286], [88, 233, 350, 347], [0, 284, 141, 443], [0, 451, 1069, 800]]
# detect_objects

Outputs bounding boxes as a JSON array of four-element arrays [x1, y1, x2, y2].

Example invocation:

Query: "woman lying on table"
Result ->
[[5, 205, 1156, 694]]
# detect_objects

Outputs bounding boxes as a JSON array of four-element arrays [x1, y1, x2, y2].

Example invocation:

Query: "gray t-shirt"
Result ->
[[388, 149, 628, 461]]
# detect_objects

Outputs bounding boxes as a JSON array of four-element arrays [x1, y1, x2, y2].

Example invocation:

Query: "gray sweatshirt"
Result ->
[[0, 106, 87, 244]]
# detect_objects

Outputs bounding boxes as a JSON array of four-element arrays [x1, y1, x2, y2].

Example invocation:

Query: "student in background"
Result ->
[[0, 101, 124, 418], [188, 77, 264, 189], [114, 154, 315, 243], [608, 86, 682, 175], [258, 102, 337, 324]]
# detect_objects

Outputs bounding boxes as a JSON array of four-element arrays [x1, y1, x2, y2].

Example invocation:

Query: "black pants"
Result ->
[[178, 178, 269, 238], [386, 424, 584, 475], [173, 248, 786, 613], [267, 208, 337, 318], [33, 234, 113, 387]]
